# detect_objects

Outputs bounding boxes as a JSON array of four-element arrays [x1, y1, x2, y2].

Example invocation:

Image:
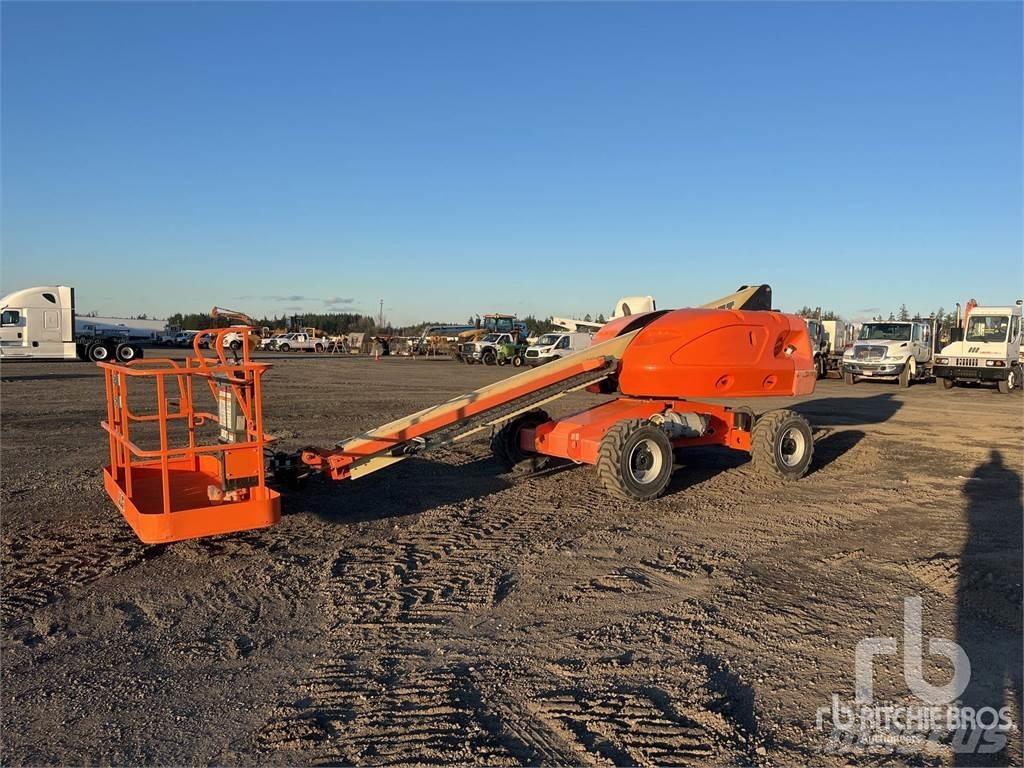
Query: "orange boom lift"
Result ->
[[99, 285, 817, 543]]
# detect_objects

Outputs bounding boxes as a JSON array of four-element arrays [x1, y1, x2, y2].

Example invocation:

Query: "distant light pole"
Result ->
[[378, 299, 384, 328]]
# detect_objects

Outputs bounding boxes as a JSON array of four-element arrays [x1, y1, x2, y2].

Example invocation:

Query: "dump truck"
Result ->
[[933, 299, 1022, 393], [0, 285, 145, 363], [94, 283, 819, 544]]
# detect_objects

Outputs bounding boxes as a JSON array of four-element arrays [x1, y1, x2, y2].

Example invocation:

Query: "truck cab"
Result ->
[[802, 319, 829, 379], [525, 332, 594, 366], [842, 320, 933, 387], [0, 286, 78, 360], [933, 304, 1022, 393], [468, 332, 517, 365]]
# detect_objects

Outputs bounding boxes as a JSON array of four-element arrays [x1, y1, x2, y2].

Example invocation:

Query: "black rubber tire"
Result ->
[[464, 356, 474, 365], [114, 343, 140, 363], [751, 409, 814, 480], [314, 344, 324, 353], [939, 377, 955, 390], [997, 372, 1014, 394], [482, 349, 496, 366], [491, 410, 550, 470], [595, 419, 674, 502], [278, 343, 290, 352], [816, 356, 826, 379], [843, 371, 856, 385], [497, 357, 507, 366], [898, 361, 913, 388], [229, 340, 242, 351], [87, 341, 113, 362]]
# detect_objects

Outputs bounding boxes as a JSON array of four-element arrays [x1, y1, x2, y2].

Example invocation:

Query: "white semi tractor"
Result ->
[[0, 285, 145, 362]]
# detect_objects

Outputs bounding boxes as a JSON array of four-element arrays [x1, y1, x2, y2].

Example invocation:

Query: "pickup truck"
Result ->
[[271, 332, 326, 353]]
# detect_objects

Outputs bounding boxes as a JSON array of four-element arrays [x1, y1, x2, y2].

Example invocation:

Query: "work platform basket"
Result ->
[[98, 328, 280, 544]]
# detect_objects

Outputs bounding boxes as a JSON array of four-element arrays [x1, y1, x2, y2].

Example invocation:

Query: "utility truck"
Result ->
[[0, 285, 144, 363], [821, 319, 852, 371], [802, 318, 829, 379], [841, 320, 934, 387], [933, 300, 1022, 393]]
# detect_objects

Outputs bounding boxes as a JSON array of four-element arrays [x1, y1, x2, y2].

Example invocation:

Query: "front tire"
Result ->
[[482, 349, 497, 366], [512, 355, 524, 367], [843, 371, 856, 385], [751, 409, 814, 480], [997, 368, 1016, 394], [229, 340, 242, 351], [314, 343, 324, 353], [595, 419, 674, 501], [899, 358, 915, 388], [939, 377, 955, 390], [278, 343, 290, 352]]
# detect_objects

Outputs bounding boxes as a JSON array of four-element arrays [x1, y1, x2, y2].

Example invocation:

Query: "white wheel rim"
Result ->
[[779, 427, 807, 468], [1010, 371, 1016, 389], [628, 438, 664, 484], [95, 347, 109, 360]]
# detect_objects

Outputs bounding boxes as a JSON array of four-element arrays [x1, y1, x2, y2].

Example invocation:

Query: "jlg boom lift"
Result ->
[[99, 285, 817, 544]]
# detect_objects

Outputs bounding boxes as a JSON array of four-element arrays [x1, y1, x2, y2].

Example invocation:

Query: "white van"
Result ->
[[525, 332, 593, 366]]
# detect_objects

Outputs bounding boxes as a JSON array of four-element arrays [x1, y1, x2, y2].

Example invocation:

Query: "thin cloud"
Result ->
[[857, 307, 880, 313], [323, 296, 355, 305]]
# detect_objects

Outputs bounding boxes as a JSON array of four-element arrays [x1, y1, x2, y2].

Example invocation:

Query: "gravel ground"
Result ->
[[2, 352, 1021, 766]]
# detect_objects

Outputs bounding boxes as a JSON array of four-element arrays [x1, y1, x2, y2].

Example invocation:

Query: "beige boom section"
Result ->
[[335, 330, 641, 479]]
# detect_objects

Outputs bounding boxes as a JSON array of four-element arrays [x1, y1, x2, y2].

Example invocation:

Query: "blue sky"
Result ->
[[2, 2, 1021, 325]]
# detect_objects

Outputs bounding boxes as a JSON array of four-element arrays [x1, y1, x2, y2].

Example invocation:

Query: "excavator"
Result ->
[[97, 284, 817, 544]]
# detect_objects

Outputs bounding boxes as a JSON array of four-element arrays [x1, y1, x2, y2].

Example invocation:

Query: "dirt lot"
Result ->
[[2, 353, 1021, 766]]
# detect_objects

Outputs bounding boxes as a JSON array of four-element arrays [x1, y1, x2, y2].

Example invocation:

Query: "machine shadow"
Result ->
[[954, 449, 1023, 766], [790, 392, 902, 428], [284, 455, 513, 525], [805, 429, 865, 475]]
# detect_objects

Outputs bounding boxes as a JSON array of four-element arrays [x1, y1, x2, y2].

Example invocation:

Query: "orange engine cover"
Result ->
[[608, 308, 816, 399]]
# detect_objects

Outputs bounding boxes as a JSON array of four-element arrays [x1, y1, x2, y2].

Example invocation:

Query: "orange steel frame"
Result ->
[[99, 327, 280, 544], [521, 397, 752, 465]]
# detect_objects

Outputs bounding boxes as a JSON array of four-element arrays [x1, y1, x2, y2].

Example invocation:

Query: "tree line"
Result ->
[[794, 305, 960, 326]]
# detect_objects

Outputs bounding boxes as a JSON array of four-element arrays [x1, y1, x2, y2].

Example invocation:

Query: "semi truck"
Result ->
[[0, 285, 145, 362], [933, 300, 1022, 393]]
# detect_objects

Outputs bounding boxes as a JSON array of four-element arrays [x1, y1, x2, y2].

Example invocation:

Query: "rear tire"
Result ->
[[87, 341, 113, 362], [314, 343, 324, 353], [229, 340, 242, 351], [115, 343, 142, 363], [278, 343, 290, 352], [843, 371, 856, 385], [751, 409, 814, 480], [595, 419, 674, 502], [491, 410, 550, 470]]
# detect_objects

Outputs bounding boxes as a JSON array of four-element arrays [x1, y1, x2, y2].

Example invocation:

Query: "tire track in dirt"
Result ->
[[257, 477, 574, 764], [1, 521, 158, 630]]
